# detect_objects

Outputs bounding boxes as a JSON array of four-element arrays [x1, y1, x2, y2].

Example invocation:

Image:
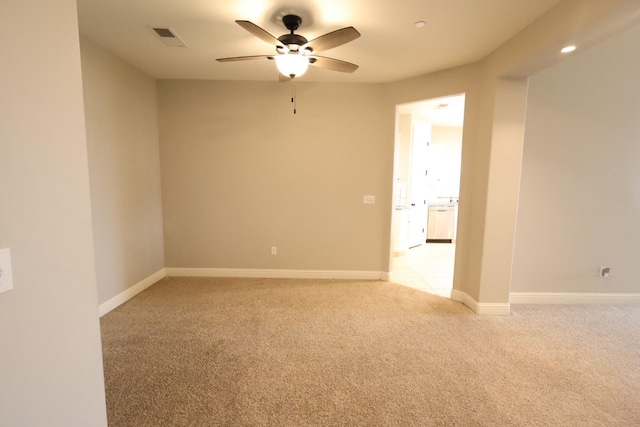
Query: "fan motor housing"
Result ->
[[278, 33, 308, 49]]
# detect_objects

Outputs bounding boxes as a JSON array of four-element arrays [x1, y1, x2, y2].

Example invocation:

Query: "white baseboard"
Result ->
[[98, 269, 167, 317], [451, 289, 511, 315], [164, 268, 384, 281], [510, 292, 640, 305], [380, 271, 393, 282]]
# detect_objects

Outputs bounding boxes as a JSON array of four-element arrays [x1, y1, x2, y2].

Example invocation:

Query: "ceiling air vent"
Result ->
[[152, 27, 187, 47]]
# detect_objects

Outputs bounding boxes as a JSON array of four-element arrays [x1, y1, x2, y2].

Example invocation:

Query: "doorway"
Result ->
[[390, 94, 465, 297]]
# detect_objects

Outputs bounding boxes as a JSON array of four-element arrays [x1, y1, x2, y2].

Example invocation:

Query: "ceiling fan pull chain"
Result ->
[[292, 82, 297, 115]]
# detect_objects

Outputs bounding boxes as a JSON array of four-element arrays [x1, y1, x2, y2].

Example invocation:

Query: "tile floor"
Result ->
[[391, 243, 455, 297]]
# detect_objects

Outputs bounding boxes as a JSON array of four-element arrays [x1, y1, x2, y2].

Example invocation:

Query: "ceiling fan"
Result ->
[[216, 14, 360, 80]]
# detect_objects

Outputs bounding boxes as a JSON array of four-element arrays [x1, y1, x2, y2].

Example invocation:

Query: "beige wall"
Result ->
[[158, 80, 390, 272], [475, 77, 529, 304], [81, 36, 165, 304], [512, 20, 640, 294], [0, 1, 107, 426]]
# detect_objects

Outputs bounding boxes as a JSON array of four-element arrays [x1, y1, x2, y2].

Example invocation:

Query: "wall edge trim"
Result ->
[[165, 268, 384, 281], [98, 269, 167, 317], [451, 289, 511, 315], [510, 292, 640, 305]]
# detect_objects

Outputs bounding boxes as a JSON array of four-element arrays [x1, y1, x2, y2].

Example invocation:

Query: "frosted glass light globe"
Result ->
[[275, 54, 309, 78]]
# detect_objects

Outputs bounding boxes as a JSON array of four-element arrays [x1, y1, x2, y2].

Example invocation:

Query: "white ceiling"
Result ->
[[76, 0, 563, 83]]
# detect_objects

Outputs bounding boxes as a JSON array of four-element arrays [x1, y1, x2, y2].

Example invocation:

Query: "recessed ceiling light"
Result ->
[[414, 21, 426, 29], [561, 45, 576, 53]]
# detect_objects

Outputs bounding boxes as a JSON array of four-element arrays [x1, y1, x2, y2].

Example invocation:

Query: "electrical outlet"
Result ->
[[271, 246, 277, 256], [0, 248, 14, 294], [600, 267, 610, 278]]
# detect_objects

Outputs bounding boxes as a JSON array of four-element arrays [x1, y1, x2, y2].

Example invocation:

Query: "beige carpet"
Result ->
[[101, 277, 640, 426]]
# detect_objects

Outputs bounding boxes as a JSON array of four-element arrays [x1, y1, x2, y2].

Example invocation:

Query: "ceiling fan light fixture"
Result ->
[[275, 53, 309, 78], [217, 16, 360, 79]]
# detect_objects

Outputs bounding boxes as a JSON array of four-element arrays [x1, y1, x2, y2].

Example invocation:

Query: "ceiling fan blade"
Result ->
[[235, 20, 283, 47], [309, 56, 359, 73], [216, 54, 274, 62], [302, 27, 360, 52]]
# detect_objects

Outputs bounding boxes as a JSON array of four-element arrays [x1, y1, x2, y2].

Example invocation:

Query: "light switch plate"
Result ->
[[363, 195, 376, 204], [0, 248, 14, 294]]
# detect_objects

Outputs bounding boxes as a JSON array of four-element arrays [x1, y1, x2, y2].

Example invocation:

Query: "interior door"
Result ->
[[407, 121, 431, 248]]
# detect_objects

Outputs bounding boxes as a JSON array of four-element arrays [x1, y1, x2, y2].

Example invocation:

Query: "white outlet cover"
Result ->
[[0, 248, 14, 294]]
